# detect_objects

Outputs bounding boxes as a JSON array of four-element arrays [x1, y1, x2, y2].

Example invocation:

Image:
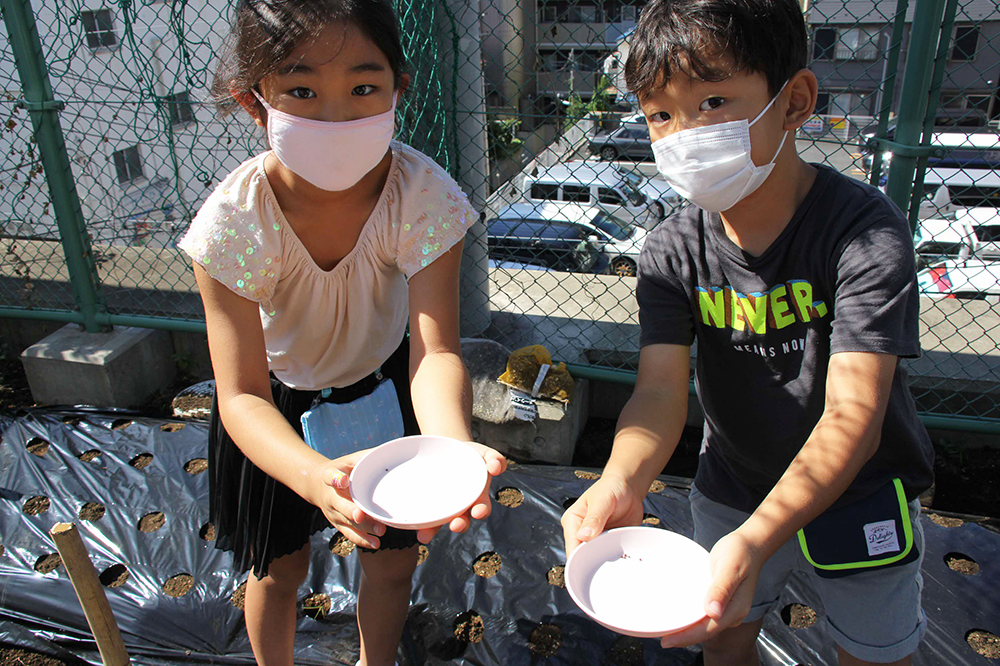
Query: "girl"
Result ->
[[178, 2, 506, 665]]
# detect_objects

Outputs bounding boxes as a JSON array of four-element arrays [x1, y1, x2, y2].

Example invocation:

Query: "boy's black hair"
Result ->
[[625, 0, 807, 100], [212, 0, 406, 115]]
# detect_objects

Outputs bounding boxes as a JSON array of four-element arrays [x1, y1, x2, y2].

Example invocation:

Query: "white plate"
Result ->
[[349, 435, 488, 530], [565, 526, 711, 638]]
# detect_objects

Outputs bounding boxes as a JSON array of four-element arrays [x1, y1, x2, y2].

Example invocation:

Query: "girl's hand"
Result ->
[[561, 473, 645, 555], [309, 451, 386, 549], [415, 442, 507, 544]]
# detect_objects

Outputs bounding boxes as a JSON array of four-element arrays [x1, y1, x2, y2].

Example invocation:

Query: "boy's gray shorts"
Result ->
[[689, 483, 926, 663]]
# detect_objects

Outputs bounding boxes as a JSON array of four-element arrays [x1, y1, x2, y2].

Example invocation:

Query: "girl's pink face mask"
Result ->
[[252, 90, 396, 192]]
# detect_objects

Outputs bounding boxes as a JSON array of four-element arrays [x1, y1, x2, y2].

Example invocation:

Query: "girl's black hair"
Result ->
[[624, 0, 807, 100], [211, 0, 406, 115]]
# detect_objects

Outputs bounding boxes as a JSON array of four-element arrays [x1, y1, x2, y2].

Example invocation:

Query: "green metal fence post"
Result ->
[[867, 0, 909, 188], [1, 0, 105, 332], [883, 0, 947, 230]]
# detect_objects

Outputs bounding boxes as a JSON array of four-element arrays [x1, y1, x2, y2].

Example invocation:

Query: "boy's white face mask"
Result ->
[[651, 81, 789, 213], [252, 90, 396, 192]]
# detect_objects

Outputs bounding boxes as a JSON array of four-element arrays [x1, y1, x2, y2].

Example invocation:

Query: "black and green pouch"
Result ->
[[797, 478, 919, 579]]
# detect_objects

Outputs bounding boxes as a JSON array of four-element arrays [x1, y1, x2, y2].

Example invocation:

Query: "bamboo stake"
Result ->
[[49, 522, 130, 666]]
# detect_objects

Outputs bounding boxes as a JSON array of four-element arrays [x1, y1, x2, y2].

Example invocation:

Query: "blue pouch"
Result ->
[[300, 379, 405, 460]]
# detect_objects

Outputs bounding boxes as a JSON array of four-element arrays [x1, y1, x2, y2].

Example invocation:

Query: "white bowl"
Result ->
[[565, 526, 711, 638], [349, 435, 488, 530]]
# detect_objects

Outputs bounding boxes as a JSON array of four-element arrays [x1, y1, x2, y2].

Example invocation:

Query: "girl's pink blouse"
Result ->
[[178, 142, 475, 390]]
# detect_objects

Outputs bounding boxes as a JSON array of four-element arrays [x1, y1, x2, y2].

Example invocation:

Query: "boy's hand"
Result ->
[[415, 442, 507, 544], [658, 530, 765, 648], [561, 474, 645, 554], [311, 451, 386, 549]]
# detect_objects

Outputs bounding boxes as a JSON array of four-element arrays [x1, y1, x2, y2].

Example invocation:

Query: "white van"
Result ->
[[521, 161, 681, 228], [918, 167, 1000, 218]]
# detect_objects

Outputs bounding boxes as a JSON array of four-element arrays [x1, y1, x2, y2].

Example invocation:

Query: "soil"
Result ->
[[111, 419, 133, 430], [607, 636, 644, 666], [781, 603, 818, 629], [160, 422, 186, 433], [99, 564, 129, 588], [329, 533, 356, 557], [496, 487, 524, 508], [76, 449, 100, 462], [0, 648, 83, 666], [33, 554, 61, 575], [928, 513, 965, 528], [232, 581, 246, 610], [528, 623, 561, 657], [22, 496, 49, 516], [26, 438, 49, 457], [472, 552, 501, 578], [967, 630, 1000, 659], [138, 512, 166, 533], [301, 592, 331, 620], [183, 458, 208, 475], [648, 480, 666, 494], [417, 544, 429, 565], [453, 611, 484, 643], [129, 453, 154, 470], [641, 513, 661, 526], [0, 342, 33, 413], [546, 565, 565, 588], [945, 553, 980, 576], [199, 523, 216, 541], [162, 573, 194, 598], [574, 470, 601, 480], [78, 502, 105, 522]]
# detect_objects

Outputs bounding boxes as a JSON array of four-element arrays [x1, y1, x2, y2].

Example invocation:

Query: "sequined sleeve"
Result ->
[[392, 155, 477, 280], [177, 158, 281, 314]]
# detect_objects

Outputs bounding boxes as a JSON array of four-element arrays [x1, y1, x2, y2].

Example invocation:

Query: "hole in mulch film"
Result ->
[[417, 544, 429, 565], [232, 580, 247, 610], [301, 592, 331, 620], [641, 513, 661, 526], [160, 423, 185, 433], [62, 416, 82, 426], [23, 496, 49, 516], [495, 487, 523, 508], [183, 458, 208, 475], [99, 564, 129, 588], [329, 533, 356, 557], [138, 511, 166, 533], [163, 573, 194, 598], [945, 552, 980, 576], [77, 449, 101, 462], [562, 497, 578, 510], [26, 438, 49, 457], [453, 610, 484, 643], [648, 480, 666, 494], [472, 552, 501, 578], [34, 553, 62, 574], [528, 623, 561, 657], [966, 629, 1000, 659], [199, 523, 216, 541], [79, 502, 105, 522], [574, 470, 601, 480], [606, 636, 644, 666], [129, 453, 154, 470], [928, 513, 965, 528], [547, 564, 565, 588], [780, 603, 818, 629], [111, 419, 133, 430]]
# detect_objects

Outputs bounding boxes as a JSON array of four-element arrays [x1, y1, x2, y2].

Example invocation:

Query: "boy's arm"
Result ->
[[562, 343, 690, 553], [661, 349, 896, 648]]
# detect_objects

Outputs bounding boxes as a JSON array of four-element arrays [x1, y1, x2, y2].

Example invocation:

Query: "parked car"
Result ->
[[486, 213, 608, 274], [918, 257, 1000, 303], [861, 124, 999, 173], [489, 202, 646, 276], [588, 120, 653, 162], [915, 207, 1000, 268], [521, 160, 681, 225], [917, 167, 1000, 217]]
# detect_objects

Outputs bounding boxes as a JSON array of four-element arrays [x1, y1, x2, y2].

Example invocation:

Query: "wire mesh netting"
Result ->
[[2, 0, 1000, 420]]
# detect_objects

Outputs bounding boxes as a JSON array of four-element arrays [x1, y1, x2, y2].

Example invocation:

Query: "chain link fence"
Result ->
[[2, 0, 1000, 423]]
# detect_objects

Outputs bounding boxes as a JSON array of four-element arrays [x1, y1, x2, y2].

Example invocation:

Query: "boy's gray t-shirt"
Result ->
[[637, 165, 934, 512]]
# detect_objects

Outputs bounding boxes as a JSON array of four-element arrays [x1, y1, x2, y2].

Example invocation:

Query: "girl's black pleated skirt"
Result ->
[[208, 338, 420, 579]]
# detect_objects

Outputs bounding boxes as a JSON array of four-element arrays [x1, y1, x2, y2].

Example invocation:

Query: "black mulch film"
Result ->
[[0, 408, 997, 665]]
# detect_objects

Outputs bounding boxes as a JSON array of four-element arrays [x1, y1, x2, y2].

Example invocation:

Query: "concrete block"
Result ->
[[471, 378, 590, 465], [21, 324, 176, 408]]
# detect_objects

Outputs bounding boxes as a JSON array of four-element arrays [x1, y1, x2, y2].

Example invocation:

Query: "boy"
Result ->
[[561, 1, 934, 664]]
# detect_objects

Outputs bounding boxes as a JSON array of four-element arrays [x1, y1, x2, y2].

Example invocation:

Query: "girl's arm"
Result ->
[[194, 263, 385, 548], [406, 240, 507, 537]]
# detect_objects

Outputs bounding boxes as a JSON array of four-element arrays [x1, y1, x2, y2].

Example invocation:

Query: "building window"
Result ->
[[113, 146, 143, 185], [539, 50, 570, 71], [835, 27, 879, 60], [815, 92, 830, 115], [165, 90, 196, 126], [813, 27, 837, 60], [951, 26, 979, 61], [80, 9, 117, 50]]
